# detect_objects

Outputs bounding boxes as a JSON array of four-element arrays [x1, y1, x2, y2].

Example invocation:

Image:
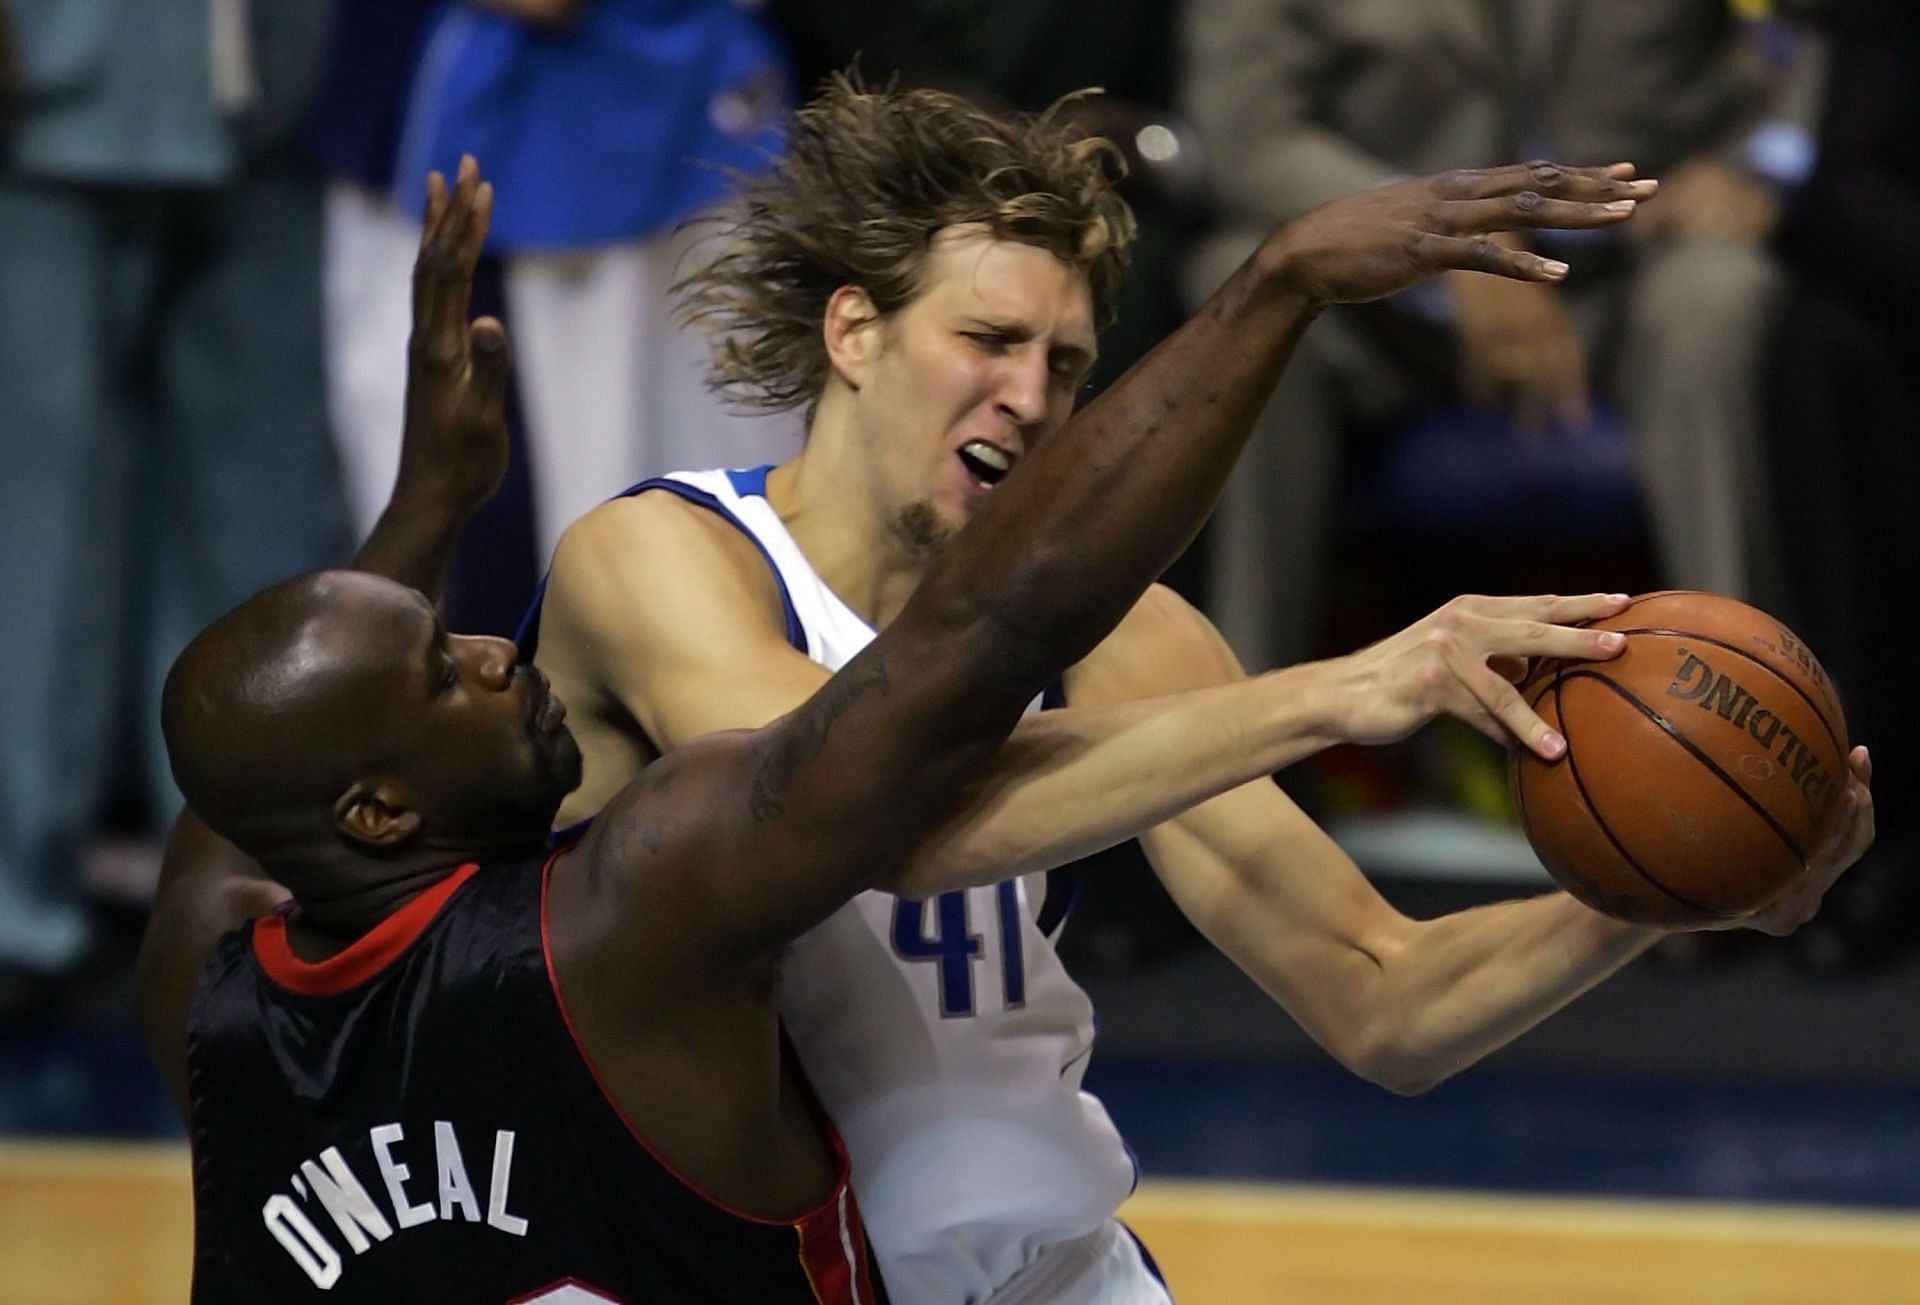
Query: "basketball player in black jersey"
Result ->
[[138, 153, 1705, 1302]]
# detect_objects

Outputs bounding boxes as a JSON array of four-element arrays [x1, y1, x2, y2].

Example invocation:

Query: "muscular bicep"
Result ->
[[579, 627, 1020, 965]]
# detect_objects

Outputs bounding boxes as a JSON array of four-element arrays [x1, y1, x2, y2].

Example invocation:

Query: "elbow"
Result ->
[[1363, 1057, 1448, 1098], [887, 829, 1020, 899], [1342, 1026, 1453, 1098]]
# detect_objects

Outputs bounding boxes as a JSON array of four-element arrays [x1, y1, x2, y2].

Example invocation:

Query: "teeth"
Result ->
[[961, 441, 1013, 473]]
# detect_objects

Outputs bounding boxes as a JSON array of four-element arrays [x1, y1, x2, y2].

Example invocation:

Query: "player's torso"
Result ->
[[640, 468, 1138, 1301], [185, 854, 878, 1305]]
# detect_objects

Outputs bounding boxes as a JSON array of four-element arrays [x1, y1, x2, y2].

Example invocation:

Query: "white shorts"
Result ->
[[990, 1220, 1173, 1305]]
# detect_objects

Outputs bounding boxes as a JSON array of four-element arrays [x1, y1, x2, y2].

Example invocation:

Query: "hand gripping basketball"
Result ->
[[1329, 592, 1634, 759], [1510, 592, 1876, 929]]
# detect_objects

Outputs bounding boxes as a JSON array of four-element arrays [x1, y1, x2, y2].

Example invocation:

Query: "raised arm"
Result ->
[[137, 159, 512, 1110], [584, 163, 1661, 959]]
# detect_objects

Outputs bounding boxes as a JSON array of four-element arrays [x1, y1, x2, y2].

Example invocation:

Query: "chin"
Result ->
[[545, 733, 585, 801], [897, 500, 959, 555]]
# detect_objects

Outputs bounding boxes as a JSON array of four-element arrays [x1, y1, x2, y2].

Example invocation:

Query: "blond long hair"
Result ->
[[676, 74, 1137, 416]]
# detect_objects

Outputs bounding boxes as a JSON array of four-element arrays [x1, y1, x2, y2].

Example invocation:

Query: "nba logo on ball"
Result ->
[[1510, 592, 1850, 926]]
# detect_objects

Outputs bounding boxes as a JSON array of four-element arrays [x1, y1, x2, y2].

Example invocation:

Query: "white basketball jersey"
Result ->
[[651, 469, 1138, 1303]]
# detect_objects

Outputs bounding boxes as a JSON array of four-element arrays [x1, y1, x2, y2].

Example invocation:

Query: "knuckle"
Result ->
[[1439, 168, 1477, 198], [1512, 189, 1544, 215], [1468, 236, 1498, 265], [1526, 160, 1563, 185]]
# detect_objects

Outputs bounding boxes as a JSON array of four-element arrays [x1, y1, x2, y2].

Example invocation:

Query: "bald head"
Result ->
[[163, 572, 430, 853], [163, 571, 579, 872]]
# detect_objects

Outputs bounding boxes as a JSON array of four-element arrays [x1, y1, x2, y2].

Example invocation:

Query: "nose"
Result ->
[[994, 351, 1050, 428], [461, 635, 520, 691]]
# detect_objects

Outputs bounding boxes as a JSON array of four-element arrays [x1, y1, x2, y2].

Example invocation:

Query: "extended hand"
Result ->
[[398, 156, 512, 513], [1721, 747, 1876, 936], [1263, 162, 1657, 309], [1330, 593, 1632, 759]]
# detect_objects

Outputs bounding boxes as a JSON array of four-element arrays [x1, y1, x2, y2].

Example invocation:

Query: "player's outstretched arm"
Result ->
[[895, 582, 1634, 894], [581, 161, 1661, 961], [137, 157, 513, 1114], [1067, 590, 1874, 1095]]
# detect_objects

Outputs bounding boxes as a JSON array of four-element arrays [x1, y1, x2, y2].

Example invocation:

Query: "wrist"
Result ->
[[1248, 228, 1333, 314], [1256, 658, 1355, 755]]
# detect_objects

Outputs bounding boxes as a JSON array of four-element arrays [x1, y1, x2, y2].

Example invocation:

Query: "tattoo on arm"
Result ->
[[749, 656, 893, 822]]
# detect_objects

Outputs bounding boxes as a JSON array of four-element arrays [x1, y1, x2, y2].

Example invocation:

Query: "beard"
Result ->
[[896, 499, 955, 556], [522, 673, 585, 807]]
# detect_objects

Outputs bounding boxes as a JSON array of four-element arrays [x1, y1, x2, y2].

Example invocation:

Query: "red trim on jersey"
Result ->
[[251, 863, 481, 996], [794, 1186, 880, 1305], [540, 848, 869, 1288]]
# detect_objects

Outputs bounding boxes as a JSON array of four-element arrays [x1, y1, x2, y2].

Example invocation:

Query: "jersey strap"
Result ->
[[514, 468, 805, 663]]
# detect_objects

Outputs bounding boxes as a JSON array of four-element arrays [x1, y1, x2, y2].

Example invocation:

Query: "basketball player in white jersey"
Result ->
[[526, 82, 1876, 1302]]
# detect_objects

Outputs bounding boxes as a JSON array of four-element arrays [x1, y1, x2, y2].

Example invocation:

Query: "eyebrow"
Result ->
[[963, 317, 1097, 371]]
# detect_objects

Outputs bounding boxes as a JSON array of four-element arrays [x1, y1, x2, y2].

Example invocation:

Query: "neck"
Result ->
[[768, 393, 931, 629], [265, 834, 536, 946]]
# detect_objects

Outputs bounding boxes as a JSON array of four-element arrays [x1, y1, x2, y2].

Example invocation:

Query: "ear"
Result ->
[[822, 283, 883, 390], [333, 780, 423, 851]]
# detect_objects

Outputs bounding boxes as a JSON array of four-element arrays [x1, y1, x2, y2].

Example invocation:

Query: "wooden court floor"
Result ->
[[4, 1141, 1919, 1304]]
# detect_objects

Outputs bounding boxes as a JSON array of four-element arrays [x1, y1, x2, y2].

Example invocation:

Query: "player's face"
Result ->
[[857, 228, 1097, 550], [381, 596, 584, 843]]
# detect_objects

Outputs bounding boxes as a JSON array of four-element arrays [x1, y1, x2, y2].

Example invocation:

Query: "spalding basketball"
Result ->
[[1510, 591, 1849, 926]]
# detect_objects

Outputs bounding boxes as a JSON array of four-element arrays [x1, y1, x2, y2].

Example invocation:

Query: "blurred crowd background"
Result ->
[[0, 0, 1913, 1162]]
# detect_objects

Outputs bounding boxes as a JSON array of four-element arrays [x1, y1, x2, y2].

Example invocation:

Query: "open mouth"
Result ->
[[957, 439, 1015, 489]]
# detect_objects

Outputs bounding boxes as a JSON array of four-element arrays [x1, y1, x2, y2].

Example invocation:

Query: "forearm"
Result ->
[[350, 480, 484, 597], [892, 660, 1346, 895], [1354, 894, 1658, 1094]]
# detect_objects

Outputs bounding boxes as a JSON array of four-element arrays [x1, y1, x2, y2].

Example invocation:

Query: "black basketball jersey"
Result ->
[[186, 853, 886, 1304]]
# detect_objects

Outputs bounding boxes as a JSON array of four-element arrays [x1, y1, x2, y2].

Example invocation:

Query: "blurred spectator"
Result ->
[[0, 0, 347, 1005], [1767, 0, 1919, 970], [1183, 0, 1824, 669], [356, 0, 798, 568]]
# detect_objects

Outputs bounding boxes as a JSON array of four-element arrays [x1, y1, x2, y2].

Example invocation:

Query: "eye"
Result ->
[[440, 659, 459, 692], [963, 330, 1009, 352]]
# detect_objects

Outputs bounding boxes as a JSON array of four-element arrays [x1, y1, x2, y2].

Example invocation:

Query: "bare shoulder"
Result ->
[[1069, 583, 1244, 700], [547, 489, 782, 632]]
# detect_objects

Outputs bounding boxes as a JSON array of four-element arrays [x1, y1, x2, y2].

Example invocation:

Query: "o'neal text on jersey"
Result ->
[[262, 1118, 529, 1290]]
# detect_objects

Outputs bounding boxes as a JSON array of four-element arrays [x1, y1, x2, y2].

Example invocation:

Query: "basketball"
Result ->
[[1509, 591, 1850, 926]]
